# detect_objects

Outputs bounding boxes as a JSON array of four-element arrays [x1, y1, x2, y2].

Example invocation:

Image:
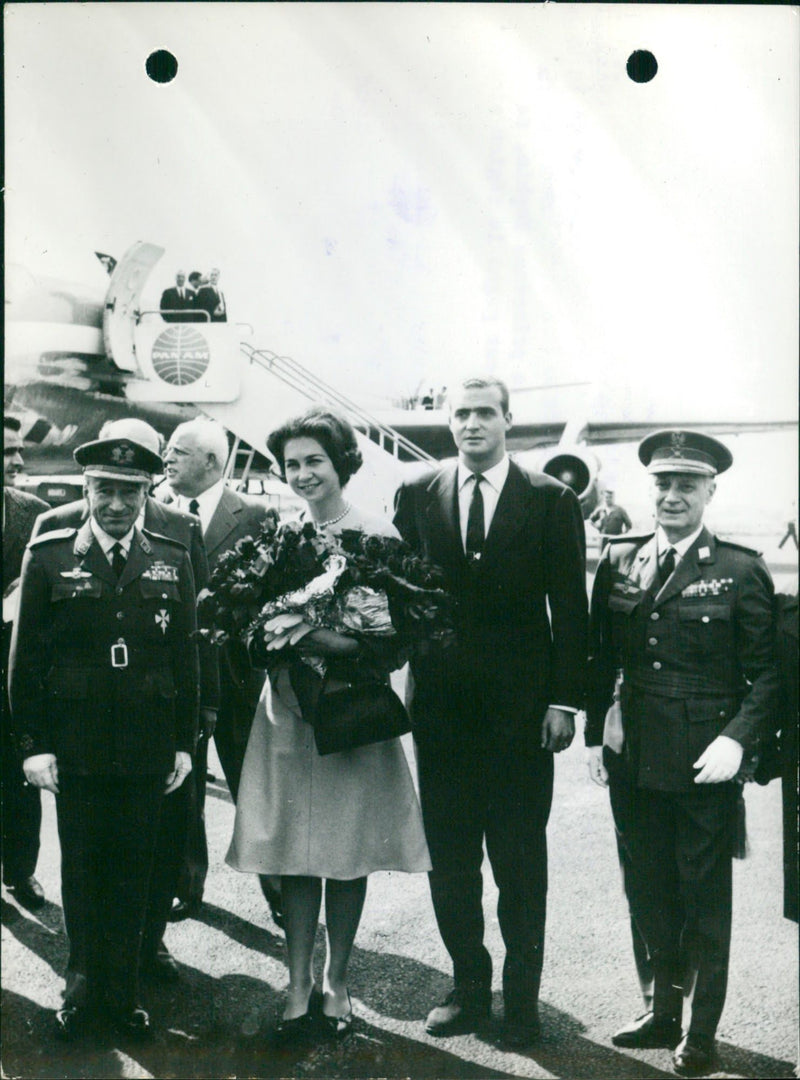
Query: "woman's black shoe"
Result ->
[[321, 992, 354, 1040], [268, 987, 322, 1047]]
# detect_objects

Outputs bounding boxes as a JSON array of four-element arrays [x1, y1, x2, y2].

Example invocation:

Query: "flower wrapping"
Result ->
[[196, 518, 455, 670]]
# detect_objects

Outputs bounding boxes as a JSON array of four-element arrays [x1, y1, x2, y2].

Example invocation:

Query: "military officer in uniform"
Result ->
[[586, 430, 778, 1077], [9, 433, 199, 1041]]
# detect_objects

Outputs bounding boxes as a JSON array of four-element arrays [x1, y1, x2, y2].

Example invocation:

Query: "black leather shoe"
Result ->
[[54, 1005, 86, 1041], [259, 876, 285, 930], [8, 875, 45, 910], [168, 898, 201, 922], [142, 949, 180, 983], [269, 987, 322, 1047], [672, 1033, 716, 1077], [500, 1012, 541, 1049], [425, 985, 491, 1037], [612, 1010, 682, 1049], [112, 1006, 152, 1041]]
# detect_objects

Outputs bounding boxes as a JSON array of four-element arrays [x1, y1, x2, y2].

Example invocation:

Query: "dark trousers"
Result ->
[[142, 778, 192, 959], [416, 725, 553, 1019], [1, 712, 42, 885], [626, 783, 737, 1038], [58, 775, 163, 1013], [175, 733, 209, 906], [176, 667, 264, 904], [605, 748, 654, 1010]]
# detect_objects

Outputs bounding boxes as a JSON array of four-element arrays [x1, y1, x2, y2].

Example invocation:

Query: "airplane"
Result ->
[[5, 244, 797, 525]]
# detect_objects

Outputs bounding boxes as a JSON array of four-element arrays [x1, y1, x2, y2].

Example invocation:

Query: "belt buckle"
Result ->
[[111, 639, 129, 669]]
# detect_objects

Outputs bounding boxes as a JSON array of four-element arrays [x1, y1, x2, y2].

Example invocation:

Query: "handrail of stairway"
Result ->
[[240, 342, 435, 464]]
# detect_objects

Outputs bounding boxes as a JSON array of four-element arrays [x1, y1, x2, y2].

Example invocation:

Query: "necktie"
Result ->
[[189, 499, 200, 517], [465, 474, 485, 562], [659, 546, 676, 586], [111, 542, 127, 579]]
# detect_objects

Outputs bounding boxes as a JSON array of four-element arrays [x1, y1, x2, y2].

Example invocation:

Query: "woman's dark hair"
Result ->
[[267, 407, 363, 486]]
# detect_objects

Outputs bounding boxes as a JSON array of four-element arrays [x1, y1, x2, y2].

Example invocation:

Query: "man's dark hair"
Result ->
[[451, 375, 510, 415]]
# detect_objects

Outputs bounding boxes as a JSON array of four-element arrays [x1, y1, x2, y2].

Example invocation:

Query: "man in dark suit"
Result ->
[[393, 376, 587, 1047], [3, 416, 49, 910], [159, 270, 197, 323], [193, 267, 227, 323], [31, 418, 219, 984], [10, 432, 199, 1040], [586, 430, 779, 1077], [161, 418, 272, 919]]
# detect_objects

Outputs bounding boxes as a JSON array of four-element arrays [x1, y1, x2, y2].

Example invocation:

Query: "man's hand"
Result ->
[[693, 735, 743, 784], [541, 707, 575, 753], [587, 745, 609, 787], [165, 751, 192, 795], [199, 708, 217, 741], [23, 753, 59, 793]]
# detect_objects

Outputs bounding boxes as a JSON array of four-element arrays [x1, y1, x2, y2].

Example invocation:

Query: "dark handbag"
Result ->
[[312, 677, 410, 756]]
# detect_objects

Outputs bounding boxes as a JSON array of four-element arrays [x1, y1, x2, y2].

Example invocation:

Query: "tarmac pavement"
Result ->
[[2, 715, 797, 1080]]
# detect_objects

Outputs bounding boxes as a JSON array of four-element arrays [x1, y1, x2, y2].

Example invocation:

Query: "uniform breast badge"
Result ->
[[142, 561, 179, 583], [681, 578, 733, 598], [155, 609, 170, 634]]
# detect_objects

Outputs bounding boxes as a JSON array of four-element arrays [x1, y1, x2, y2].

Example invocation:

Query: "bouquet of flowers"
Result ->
[[196, 517, 455, 672]]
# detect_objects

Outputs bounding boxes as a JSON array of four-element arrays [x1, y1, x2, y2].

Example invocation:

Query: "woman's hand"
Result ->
[[263, 613, 315, 651]]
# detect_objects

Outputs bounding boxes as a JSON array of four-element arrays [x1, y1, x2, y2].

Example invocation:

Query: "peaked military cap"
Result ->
[[638, 429, 733, 476], [74, 432, 163, 482]]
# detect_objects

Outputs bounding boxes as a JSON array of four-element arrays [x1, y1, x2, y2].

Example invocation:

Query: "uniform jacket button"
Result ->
[[652, 661, 662, 670], [116, 611, 124, 620], [650, 612, 660, 621], [701, 615, 710, 623], [116, 587, 123, 595], [648, 637, 658, 646]]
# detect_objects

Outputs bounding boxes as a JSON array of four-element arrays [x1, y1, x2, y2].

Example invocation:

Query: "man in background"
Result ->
[[194, 268, 227, 323], [160, 270, 197, 323], [2, 415, 49, 910], [161, 418, 276, 921]]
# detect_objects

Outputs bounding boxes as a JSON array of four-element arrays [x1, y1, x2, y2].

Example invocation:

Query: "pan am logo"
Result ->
[[151, 326, 211, 385]]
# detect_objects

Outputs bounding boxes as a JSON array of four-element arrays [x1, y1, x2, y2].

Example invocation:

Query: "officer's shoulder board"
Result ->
[[715, 536, 762, 558], [607, 530, 654, 545], [28, 527, 76, 547]]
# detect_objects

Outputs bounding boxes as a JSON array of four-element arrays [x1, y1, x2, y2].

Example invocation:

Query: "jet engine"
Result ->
[[540, 446, 600, 518]]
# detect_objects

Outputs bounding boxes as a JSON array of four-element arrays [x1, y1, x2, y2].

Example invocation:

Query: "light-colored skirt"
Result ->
[[226, 668, 431, 879]]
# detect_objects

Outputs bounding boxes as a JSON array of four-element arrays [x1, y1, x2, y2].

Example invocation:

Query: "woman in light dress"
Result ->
[[227, 407, 430, 1044]]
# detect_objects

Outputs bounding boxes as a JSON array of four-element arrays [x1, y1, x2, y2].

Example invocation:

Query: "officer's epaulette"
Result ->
[[715, 536, 762, 557], [606, 531, 654, 545], [28, 527, 76, 546]]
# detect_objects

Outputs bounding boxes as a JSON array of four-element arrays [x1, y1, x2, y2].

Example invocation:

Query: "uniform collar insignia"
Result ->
[[698, 545, 711, 560]]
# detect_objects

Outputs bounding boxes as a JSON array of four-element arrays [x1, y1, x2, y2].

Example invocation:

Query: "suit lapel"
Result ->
[[654, 527, 715, 607], [204, 488, 239, 561], [631, 535, 661, 595], [481, 462, 532, 565], [426, 465, 463, 564], [118, 528, 151, 589]]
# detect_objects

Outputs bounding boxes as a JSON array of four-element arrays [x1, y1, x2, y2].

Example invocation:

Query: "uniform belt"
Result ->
[[626, 669, 740, 698]]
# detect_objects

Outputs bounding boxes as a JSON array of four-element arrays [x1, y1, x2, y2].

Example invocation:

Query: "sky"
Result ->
[[5, 3, 798, 419]]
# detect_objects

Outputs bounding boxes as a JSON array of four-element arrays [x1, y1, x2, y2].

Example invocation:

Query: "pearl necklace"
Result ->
[[317, 502, 350, 529]]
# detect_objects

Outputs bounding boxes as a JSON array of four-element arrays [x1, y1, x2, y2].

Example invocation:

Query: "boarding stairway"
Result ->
[[199, 344, 434, 514], [106, 241, 434, 515]]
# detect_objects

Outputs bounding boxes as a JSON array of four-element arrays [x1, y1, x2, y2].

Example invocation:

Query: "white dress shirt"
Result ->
[[175, 478, 225, 535], [456, 456, 510, 551], [90, 517, 134, 563], [656, 523, 705, 567]]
